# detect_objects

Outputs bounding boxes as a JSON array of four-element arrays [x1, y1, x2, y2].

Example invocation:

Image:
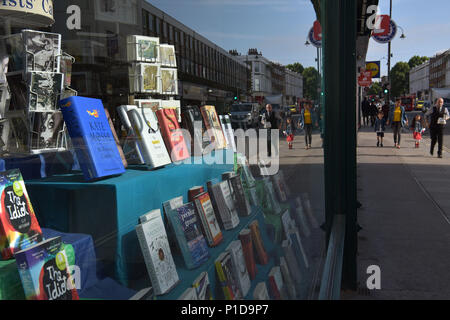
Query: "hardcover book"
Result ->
[[156, 108, 190, 162], [161, 100, 181, 123], [166, 202, 210, 269], [188, 186, 204, 203], [28, 71, 63, 112], [227, 240, 251, 298], [279, 256, 296, 299], [159, 44, 177, 67], [104, 108, 128, 168], [219, 115, 236, 152], [253, 282, 270, 300], [29, 111, 66, 152], [214, 251, 241, 300], [238, 229, 257, 280], [127, 106, 172, 168], [116, 105, 145, 165], [207, 181, 240, 230], [135, 209, 179, 295], [230, 175, 252, 217], [249, 220, 268, 265], [181, 105, 208, 156], [15, 237, 79, 300], [193, 192, 223, 247], [200, 105, 227, 150], [192, 271, 213, 300], [0, 169, 43, 260], [127, 35, 159, 63], [268, 266, 288, 300], [59, 96, 126, 181], [160, 68, 178, 95]]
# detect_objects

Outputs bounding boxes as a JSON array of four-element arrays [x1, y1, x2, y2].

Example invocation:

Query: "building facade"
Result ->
[[409, 61, 430, 100], [430, 49, 450, 89], [285, 69, 303, 105]]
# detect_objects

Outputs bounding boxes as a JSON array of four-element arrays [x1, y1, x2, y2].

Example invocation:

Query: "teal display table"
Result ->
[[26, 150, 236, 287]]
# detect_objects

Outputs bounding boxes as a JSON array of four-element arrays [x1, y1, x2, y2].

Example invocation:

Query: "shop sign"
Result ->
[[0, 0, 54, 26]]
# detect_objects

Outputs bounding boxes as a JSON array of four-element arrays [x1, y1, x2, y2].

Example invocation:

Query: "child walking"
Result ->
[[284, 117, 295, 149], [374, 111, 386, 147], [411, 114, 426, 148]]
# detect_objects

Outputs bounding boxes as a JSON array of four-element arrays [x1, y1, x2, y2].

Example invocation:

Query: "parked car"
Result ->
[[415, 100, 424, 110], [230, 103, 260, 128]]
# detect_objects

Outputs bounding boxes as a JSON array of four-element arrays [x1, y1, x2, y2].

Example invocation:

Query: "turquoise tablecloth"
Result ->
[[26, 150, 235, 287]]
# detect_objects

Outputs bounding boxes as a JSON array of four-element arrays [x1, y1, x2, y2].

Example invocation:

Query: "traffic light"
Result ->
[[234, 96, 238, 101]]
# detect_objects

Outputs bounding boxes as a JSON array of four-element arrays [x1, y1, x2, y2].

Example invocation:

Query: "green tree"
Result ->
[[408, 56, 429, 69], [391, 62, 410, 98], [302, 67, 320, 101], [367, 82, 382, 96], [286, 62, 304, 75]]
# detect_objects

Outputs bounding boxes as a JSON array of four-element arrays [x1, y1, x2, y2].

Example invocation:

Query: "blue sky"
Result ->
[[147, 0, 450, 76]]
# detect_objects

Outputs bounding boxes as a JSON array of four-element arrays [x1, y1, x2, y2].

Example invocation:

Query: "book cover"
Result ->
[[127, 35, 159, 63], [272, 173, 288, 202], [249, 220, 268, 265], [207, 181, 240, 230], [0, 169, 43, 260], [116, 105, 144, 165], [193, 192, 223, 247], [161, 100, 181, 123], [268, 266, 288, 300], [160, 68, 178, 95], [29, 111, 66, 152], [219, 115, 236, 152], [188, 186, 204, 203], [281, 240, 301, 289], [178, 287, 198, 300], [159, 44, 177, 67], [181, 105, 208, 156], [59, 96, 126, 181], [162, 196, 184, 250], [253, 282, 270, 300], [135, 209, 179, 295], [14, 237, 79, 300], [127, 105, 172, 168], [156, 108, 190, 162], [227, 240, 251, 298], [104, 108, 128, 168], [230, 175, 252, 217], [214, 252, 239, 300], [238, 229, 257, 280], [279, 257, 296, 299], [28, 71, 63, 112], [192, 271, 213, 300], [166, 202, 210, 269], [200, 105, 227, 150], [289, 231, 309, 270]]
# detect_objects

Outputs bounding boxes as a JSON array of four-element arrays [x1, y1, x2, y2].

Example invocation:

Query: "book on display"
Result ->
[[219, 115, 236, 152], [253, 282, 270, 300], [59, 96, 126, 181], [193, 191, 223, 247], [226, 240, 251, 298], [299, 194, 319, 228], [281, 240, 301, 289], [161, 100, 181, 123], [156, 108, 190, 162], [178, 287, 198, 300], [181, 105, 208, 156], [279, 256, 296, 299], [116, 105, 145, 165], [104, 108, 128, 168], [238, 229, 257, 280], [293, 203, 311, 238], [200, 105, 227, 150], [192, 271, 213, 300], [230, 175, 252, 217], [135, 209, 179, 295], [268, 266, 288, 300], [214, 251, 241, 300], [249, 220, 268, 265], [207, 180, 240, 230]]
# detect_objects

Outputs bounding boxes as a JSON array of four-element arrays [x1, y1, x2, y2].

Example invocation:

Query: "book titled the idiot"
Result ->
[[15, 236, 79, 300], [0, 169, 43, 260], [60, 96, 126, 181]]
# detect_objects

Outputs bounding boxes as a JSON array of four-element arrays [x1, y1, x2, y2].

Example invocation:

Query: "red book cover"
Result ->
[[238, 229, 257, 280], [268, 273, 281, 300], [249, 221, 269, 265], [188, 186, 204, 203], [156, 108, 190, 162], [0, 169, 43, 260]]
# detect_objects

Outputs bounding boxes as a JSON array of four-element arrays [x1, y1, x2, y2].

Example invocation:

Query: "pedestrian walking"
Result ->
[[410, 114, 426, 148], [374, 111, 386, 147], [284, 117, 295, 149], [261, 104, 279, 157], [382, 102, 390, 121], [361, 97, 370, 126], [369, 101, 377, 126], [388, 99, 408, 149], [298, 103, 318, 150], [425, 97, 449, 158]]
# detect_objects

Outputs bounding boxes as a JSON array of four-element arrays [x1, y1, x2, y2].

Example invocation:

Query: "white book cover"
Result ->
[[127, 35, 159, 63], [163, 196, 184, 216], [161, 100, 181, 123], [178, 287, 198, 300], [127, 106, 172, 168], [219, 115, 236, 152], [194, 193, 222, 246], [253, 282, 270, 300], [159, 44, 177, 67], [117, 105, 145, 165], [135, 209, 179, 295], [219, 181, 240, 229], [160, 68, 178, 95], [227, 240, 251, 298]]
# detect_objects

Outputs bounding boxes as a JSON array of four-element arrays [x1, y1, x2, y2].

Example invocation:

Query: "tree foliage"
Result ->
[[367, 82, 382, 96], [408, 56, 429, 69], [302, 67, 320, 101], [391, 62, 410, 98], [286, 62, 304, 75]]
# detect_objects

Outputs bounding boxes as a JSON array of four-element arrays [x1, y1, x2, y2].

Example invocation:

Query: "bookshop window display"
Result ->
[[0, 1, 326, 301]]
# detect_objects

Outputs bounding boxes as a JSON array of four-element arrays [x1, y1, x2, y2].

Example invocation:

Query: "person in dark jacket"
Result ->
[[261, 104, 279, 157], [361, 97, 370, 126], [425, 97, 449, 158], [374, 111, 386, 147]]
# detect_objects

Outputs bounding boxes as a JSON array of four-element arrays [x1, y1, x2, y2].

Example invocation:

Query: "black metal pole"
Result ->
[[387, 0, 392, 104]]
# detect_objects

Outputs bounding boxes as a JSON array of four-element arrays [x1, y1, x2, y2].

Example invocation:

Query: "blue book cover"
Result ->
[[59, 96, 126, 181], [167, 202, 210, 269]]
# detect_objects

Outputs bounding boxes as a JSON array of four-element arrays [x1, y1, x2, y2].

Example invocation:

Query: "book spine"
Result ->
[[194, 198, 214, 246], [167, 209, 195, 269], [239, 234, 257, 280], [268, 275, 281, 300], [250, 224, 268, 265], [135, 224, 162, 295]]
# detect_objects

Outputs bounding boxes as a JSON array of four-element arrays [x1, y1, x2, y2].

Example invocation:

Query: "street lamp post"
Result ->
[[387, 0, 392, 105]]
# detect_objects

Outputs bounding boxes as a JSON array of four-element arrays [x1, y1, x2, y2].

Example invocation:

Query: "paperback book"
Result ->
[[166, 202, 210, 269], [238, 229, 257, 280], [60, 53, 74, 87], [15, 237, 79, 300], [219, 115, 236, 152], [299, 194, 319, 228], [192, 271, 213, 300], [135, 209, 179, 295], [188, 186, 204, 203], [0, 169, 43, 260], [272, 172, 288, 202], [161, 100, 181, 123], [207, 180, 240, 230], [127, 35, 159, 63], [200, 105, 227, 150], [227, 240, 251, 298], [127, 106, 172, 168], [159, 44, 177, 67], [116, 105, 144, 165], [281, 210, 309, 270], [249, 220, 268, 265], [230, 175, 252, 217], [156, 108, 190, 162], [193, 191, 223, 247], [293, 204, 311, 238], [181, 105, 208, 156], [268, 266, 288, 300], [281, 240, 301, 290], [214, 251, 241, 300], [160, 68, 178, 95], [59, 96, 126, 181]]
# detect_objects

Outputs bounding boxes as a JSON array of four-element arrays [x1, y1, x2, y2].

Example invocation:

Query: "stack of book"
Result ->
[[0, 29, 71, 155]]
